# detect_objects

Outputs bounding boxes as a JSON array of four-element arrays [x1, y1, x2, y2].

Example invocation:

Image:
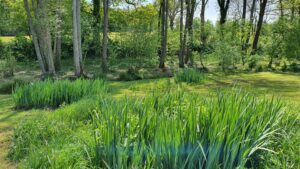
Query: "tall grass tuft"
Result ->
[[12, 79, 107, 109], [175, 68, 206, 83], [92, 91, 287, 168], [9, 89, 298, 169]]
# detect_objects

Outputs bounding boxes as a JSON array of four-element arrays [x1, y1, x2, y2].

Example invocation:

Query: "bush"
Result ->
[[255, 64, 264, 72], [118, 67, 142, 81], [111, 32, 157, 60], [3, 46, 16, 77], [0, 39, 4, 59], [283, 22, 300, 61], [281, 61, 288, 72], [0, 78, 29, 94], [214, 41, 240, 71], [289, 63, 300, 72], [11, 36, 35, 62], [12, 79, 107, 109], [175, 68, 206, 83], [248, 57, 258, 70]]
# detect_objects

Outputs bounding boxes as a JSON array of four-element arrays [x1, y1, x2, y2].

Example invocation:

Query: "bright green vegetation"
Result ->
[[12, 79, 107, 109], [0, 94, 44, 169], [0, 36, 16, 44], [5, 74, 299, 169], [175, 68, 206, 83]]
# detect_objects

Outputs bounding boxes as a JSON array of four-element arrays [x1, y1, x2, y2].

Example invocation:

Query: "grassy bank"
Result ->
[[0, 71, 299, 168]]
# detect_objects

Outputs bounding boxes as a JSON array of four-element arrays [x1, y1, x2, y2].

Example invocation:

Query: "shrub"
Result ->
[[175, 68, 206, 83], [11, 36, 35, 61], [111, 32, 157, 60], [0, 39, 4, 59], [289, 63, 300, 72], [248, 56, 258, 70], [214, 41, 240, 71], [255, 64, 264, 72], [281, 61, 288, 72], [118, 67, 142, 81], [0, 78, 29, 94], [12, 79, 107, 109], [2, 45, 16, 77]]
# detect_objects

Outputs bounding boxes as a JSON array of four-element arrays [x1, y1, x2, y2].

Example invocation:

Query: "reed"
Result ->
[[12, 79, 107, 109]]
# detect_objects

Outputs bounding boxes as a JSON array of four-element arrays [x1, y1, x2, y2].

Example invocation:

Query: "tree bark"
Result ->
[[159, 0, 168, 68], [169, 16, 175, 30], [279, 0, 283, 18], [54, 0, 62, 71], [200, 0, 208, 44], [179, 0, 184, 67], [245, 0, 256, 50], [241, 0, 247, 65], [184, 0, 196, 65], [73, 0, 83, 76], [200, 0, 208, 68], [102, 0, 109, 72], [37, 0, 55, 75], [93, 0, 101, 58], [23, 0, 46, 74], [217, 0, 231, 25], [252, 0, 267, 53]]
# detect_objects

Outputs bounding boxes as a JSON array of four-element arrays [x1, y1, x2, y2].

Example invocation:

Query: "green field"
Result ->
[[1, 0, 300, 167], [0, 70, 299, 168]]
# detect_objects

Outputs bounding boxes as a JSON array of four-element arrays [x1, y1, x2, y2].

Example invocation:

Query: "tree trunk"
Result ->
[[73, 0, 83, 76], [184, 0, 196, 65], [279, 0, 283, 18], [200, 0, 208, 44], [291, 3, 295, 21], [241, 0, 247, 65], [199, 0, 208, 68], [37, 0, 55, 75], [217, 0, 231, 25], [169, 16, 175, 30], [23, 0, 46, 74], [159, 0, 168, 68], [183, 0, 189, 64], [245, 0, 256, 50], [102, 0, 109, 73], [179, 0, 184, 68], [54, 0, 62, 71], [93, 0, 101, 58], [252, 0, 267, 53]]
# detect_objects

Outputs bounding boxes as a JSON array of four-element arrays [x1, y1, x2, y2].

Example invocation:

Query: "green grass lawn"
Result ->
[[0, 36, 16, 44], [0, 71, 299, 168], [0, 95, 45, 169]]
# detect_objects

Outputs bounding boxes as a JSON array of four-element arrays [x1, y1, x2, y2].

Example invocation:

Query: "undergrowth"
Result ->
[[8, 88, 299, 169], [175, 68, 206, 83], [12, 79, 107, 109]]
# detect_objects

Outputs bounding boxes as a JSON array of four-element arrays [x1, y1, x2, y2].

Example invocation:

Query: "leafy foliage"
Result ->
[[283, 21, 300, 61], [111, 32, 157, 61]]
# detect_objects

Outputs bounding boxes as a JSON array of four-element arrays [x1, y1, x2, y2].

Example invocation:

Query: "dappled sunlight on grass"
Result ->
[[109, 72, 300, 105]]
